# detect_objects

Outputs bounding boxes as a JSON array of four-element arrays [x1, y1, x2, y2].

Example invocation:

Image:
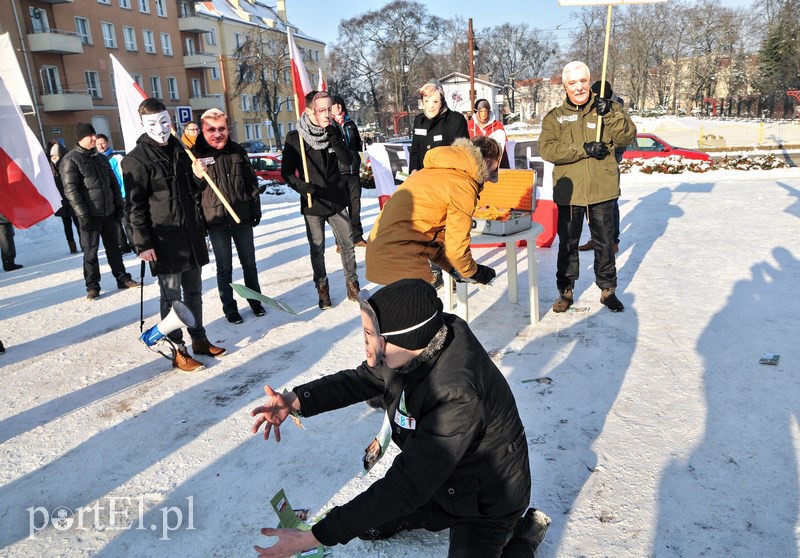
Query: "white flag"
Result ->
[[110, 54, 147, 153]]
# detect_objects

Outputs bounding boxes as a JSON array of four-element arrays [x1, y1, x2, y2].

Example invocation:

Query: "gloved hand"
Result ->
[[294, 181, 316, 195], [584, 142, 610, 160], [470, 264, 496, 285], [324, 125, 343, 145], [595, 96, 612, 116], [78, 215, 94, 232], [252, 213, 262, 227]]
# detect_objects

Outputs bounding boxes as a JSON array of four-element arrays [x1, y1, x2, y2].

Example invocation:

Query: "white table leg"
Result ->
[[506, 240, 518, 304], [442, 270, 454, 311], [456, 281, 469, 322], [527, 239, 539, 324]]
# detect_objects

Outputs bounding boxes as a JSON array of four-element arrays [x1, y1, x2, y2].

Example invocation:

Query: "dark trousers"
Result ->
[[0, 222, 16, 265], [556, 200, 617, 292], [119, 213, 132, 250], [361, 503, 532, 558], [208, 225, 261, 316], [303, 210, 357, 287], [157, 266, 206, 345], [613, 199, 620, 244], [78, 215, 132, 292], [343, 173, 364, 242], [59, 205, 80, 245]]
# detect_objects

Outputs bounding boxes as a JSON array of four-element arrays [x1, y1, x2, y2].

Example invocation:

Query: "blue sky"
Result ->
[[287, 0, 754, 47]]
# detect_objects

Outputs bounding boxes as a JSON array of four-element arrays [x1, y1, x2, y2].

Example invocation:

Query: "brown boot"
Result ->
[[317, 280, 332, 310], [600, 288, 624, 312], [68, 240, 79, 254], [192, 338, 227, 357], [552, 289, 573, 313], [173, 348, 205, 372], [578, 239, 594, 251], [346, 279, 360, 301]]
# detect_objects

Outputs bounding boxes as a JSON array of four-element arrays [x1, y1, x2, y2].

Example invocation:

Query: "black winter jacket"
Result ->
[[409, 109, 469, 172], [122, 135, 209, 276], [335, 116, 362, 175], [60, 145, 122, 219], [295, 314, 531, 546], [281, 130, 352, 217], [192, 135, 261, 229]]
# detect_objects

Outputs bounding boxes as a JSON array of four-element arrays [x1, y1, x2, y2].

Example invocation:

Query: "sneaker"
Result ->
[[552, 289, 573, 312], [251, 303, 266, 317], [600, 288, 624, 312], [578, 239, 594, 251], [3, 262, 23, 272], [346, 280, 360, 301], [87, 289, 100, 301], [173, 348, 205, 372], [118, 278, 142, 289], [192, 338, 227, 357], [226, 311, 244, 324], [512, 508, 551, 553]]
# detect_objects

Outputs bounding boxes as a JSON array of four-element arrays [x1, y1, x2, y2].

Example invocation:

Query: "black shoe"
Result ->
[[226, 311, 244, 324], [87, 289, 100, 300], [0, 339, 5, 355], [3, 262, 23, 272], [118, 278, 142, 289], [251, 303, 266, 317], [600, 288, 624, 312]]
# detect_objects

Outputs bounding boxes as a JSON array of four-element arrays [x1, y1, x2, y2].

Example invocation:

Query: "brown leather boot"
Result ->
[[600, 288, 624, 312], [346, 279, 360, 301], [192, 338, 227, 357], [552, 289, 573, 313], [68, 240, 79, 254], [578, 239, 594, 251], [317, 281, 332, 310], [173, 348, 205, 372]]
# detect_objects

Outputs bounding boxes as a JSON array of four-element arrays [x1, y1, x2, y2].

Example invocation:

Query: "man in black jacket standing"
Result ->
[[61, 122, 140, 300], [123, 98, 225, 373], [251, 279, 549, 558], [331, 94, 365, 247], [193, 108, 265, 325], [281, 91, 360, 309]]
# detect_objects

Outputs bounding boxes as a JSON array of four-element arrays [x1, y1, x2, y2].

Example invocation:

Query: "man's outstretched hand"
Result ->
[[250, 385, 299, 443], [254, 527, 320, 558]]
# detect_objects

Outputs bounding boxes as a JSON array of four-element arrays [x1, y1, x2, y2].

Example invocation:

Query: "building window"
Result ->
[[191, 78, 201, 98], [184, 37, 196, 56], [167, 76, 178, 100], [278, 122, 284, 139], [138, 0, 150, 14], [252, 97, 259, 112], [119, 0, 131, 9], [155, 0, 167, 17], [209, 66, 219, 81], [101, 22, 117, 49], [123, 26, 137, 51], [40, 65, 61, 95], [160, 32, 172, 56], [150, 76, 162, 99], [132, 73, 144, 88], [179, 1, 191, 17], [142, 30, 155, 53], [286, 98, 293, 112], [75, 17, 92, 45], [234, 33, 243, 48], [254, 125, 262, 139], [85, 71, 102, 98], [98, 0, 111, 5], [241, 95, 250, 112], [205, 29, 217, 46], [288, 122, 294, 132], [110, 72, 116, 98], [244, 123, 253, 141]]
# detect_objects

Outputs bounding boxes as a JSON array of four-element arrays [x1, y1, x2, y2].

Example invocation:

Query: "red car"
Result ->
[[623, 133, 710, 161], [249, 154, 284, 183]]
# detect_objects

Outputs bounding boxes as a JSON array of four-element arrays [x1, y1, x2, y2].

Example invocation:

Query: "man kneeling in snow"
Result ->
[[251, 278, 549, 557]]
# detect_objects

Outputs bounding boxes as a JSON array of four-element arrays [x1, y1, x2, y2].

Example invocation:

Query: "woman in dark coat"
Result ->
[[408, 79, 470, 173], [47, 141, 80, 253]]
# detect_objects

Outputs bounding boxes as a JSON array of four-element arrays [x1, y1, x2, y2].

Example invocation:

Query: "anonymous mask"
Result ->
[[141, 110, 172, 144]]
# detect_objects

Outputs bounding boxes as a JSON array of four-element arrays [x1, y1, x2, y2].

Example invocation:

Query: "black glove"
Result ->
[[584, 142, 610, 160], [252, 213, 261, 227], [470, 265, 496, 285], [324, 125, 343, 146], [294, 181, 316, 195], [595, 96, 612, 116], [78, 215, 94, 232]]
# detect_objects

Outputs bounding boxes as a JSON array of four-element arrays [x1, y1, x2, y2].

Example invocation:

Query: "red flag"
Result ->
[[317, 68, 327, 92], [287, 28, 312, 113], [110, 54, 147, 153], [0, 77, 60, 228]]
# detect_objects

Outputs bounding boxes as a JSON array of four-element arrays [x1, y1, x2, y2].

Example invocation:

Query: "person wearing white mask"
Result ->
[[123, 98, 225, 372], [408, 79, 469, 173]]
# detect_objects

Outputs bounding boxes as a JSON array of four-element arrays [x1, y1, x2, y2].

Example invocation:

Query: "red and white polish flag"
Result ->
[[0, 76, 60, 229], [287, 28, 312, 114], [110, 54, 147, 154], [317, 68, 327, 92]]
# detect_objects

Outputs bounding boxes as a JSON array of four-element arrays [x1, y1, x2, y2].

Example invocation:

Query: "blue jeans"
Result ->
[[78, 215, 131, 291], [208, 226, 261, 316], [303, 210, 357, 286], [157, 266, 206, 345]]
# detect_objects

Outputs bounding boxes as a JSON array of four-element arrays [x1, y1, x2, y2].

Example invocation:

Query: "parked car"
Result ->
[[623, 133, 710, 161], [249, 154, 284, 190], [240, 140, 269, 153]]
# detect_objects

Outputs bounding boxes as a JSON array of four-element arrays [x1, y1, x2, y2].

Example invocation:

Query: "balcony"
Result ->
[[183, 52, 216, 69], [27, 29, 83, 54], [178, 16, 215, 34], [39, 0, 73, 3], [190, 94, 224, 112], [41, 90, 94, 112]]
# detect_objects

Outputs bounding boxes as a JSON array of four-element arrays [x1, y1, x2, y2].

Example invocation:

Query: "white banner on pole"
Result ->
[[558, 0, 666, 5]]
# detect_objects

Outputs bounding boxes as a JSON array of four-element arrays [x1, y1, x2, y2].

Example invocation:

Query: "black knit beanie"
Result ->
[[368, 279, 444, 350], [74, 122, 96, 140]]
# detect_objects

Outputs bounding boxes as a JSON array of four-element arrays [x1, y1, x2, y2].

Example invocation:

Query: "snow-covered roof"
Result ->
[[194, 0, 324, 44]]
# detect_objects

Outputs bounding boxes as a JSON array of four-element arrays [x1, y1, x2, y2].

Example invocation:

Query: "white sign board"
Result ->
[[558, 0, 666, 5]]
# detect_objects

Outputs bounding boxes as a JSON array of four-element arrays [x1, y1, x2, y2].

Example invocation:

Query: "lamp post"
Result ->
[[403, 62, 410, 137], [468, 18, 479, 113]]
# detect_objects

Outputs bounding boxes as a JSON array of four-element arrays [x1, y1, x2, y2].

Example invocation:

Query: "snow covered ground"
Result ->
[[1, 166, 799, 557]]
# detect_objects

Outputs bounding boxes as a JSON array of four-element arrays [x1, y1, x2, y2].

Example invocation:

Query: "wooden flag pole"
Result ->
[[171, 130, 241, 223], [292, 92, 313, 207], [595, 4, 613, 141]]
